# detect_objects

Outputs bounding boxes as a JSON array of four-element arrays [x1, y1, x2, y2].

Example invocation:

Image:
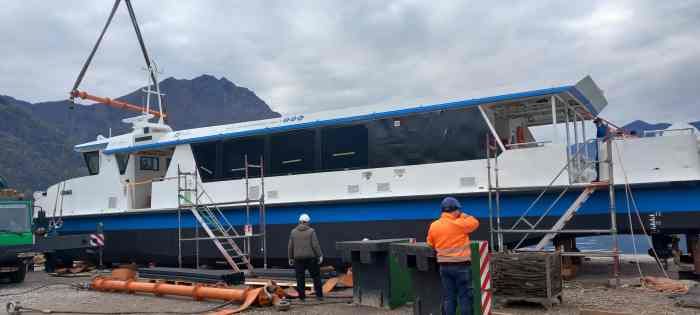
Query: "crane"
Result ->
[[69, 0, 167, 121]]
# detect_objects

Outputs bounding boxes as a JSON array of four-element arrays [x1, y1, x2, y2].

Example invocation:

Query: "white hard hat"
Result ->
[[299, 213, 311, 223]]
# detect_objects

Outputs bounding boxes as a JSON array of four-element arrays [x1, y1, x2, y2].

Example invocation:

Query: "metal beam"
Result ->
[[551, 95, 559, 142], [479, 105, 506, 152]]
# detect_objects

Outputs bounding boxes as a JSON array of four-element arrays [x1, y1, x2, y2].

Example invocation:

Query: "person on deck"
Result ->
[[594, 118, 610, 181], [288, 213, 324, 301], [427, 197, 480, 315], [594, 118, 610, 140]]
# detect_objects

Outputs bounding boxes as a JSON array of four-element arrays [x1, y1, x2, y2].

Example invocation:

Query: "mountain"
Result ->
[[28, 75, 280, 143], [622, 120, 672, 134], [622, 120, 700, 134], [0, 75, 280, 194], [0, 95, 84, 197]]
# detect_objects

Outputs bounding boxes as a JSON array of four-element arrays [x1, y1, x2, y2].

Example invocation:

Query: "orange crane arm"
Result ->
[[70, 90, 166, 118]]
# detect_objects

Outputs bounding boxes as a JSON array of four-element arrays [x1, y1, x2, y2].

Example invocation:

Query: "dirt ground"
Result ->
[[0, 255, 697, 315]]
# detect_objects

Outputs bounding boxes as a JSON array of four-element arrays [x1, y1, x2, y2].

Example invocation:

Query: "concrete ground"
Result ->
[[0, 256, 697, 315], [0, 272, 412, 315]]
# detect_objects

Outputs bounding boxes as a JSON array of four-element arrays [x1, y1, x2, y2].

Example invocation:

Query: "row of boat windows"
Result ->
[[191, 107, 490, 182], [83, 152, 166, 175]]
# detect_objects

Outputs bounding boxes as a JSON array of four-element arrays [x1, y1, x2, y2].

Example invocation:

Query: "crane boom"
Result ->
[[68, 0, 167, 121], [70, 90, 166, 118]]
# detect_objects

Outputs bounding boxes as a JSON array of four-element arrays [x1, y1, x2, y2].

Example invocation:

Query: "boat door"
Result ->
[[126, 149, 174, 209]]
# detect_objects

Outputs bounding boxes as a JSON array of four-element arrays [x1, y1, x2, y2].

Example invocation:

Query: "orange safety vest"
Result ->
[[427, 212, 480, 263]]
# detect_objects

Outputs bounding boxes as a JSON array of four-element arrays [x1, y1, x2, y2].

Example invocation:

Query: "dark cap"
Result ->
[[441, 197, 461, 212]]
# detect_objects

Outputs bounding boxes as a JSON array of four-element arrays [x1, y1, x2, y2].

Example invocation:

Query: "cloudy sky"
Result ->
[[1, 0, 699, 124]]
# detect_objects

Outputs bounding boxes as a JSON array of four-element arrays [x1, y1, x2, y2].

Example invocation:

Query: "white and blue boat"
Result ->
[[34, 76, 700, 267]]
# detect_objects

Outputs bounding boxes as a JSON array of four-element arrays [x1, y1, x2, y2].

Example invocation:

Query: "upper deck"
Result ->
[[75, 76, 607, 155]]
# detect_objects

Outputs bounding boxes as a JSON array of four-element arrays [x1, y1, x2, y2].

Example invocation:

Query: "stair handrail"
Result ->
[[195, 182, 242, 237], [507, 137, 602, 231]]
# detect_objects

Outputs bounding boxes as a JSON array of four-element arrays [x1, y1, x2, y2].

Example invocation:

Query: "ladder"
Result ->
[[533, 184, 599, 250], [176, 155, 266, 273], [186, 201, 253, 272]]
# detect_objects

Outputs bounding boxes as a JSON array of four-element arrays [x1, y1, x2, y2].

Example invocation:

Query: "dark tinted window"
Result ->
[[191, 142, 219, 181], [367, 107, 488, 167], [139, 156, 159, 171], [270, 130, 316, 175], [322, 125, 368, 170], [222, 137, 264, 179], [83, 151, 100, 175], [187, 107, 487, 182], [115, 153, 129, 175]]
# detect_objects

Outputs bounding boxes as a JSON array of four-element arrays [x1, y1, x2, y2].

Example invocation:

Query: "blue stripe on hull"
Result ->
[[58, 182, 700, 232]]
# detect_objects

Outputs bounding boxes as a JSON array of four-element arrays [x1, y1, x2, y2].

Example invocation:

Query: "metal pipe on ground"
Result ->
[[90, 277, 268, 314]]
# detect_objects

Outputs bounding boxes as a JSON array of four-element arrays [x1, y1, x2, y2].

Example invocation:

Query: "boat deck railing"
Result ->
[[643, 127, 695, 138], [505, 140, 552, 149]]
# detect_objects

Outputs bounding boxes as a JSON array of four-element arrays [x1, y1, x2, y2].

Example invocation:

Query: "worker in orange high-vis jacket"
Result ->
[[427, 196, 480, 315]]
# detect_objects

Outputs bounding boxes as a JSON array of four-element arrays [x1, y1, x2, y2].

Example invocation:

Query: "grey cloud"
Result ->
[[1, 0, 698, 125]]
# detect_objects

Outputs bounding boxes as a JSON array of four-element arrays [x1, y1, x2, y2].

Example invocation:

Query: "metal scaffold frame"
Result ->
[[176, 154, 267, 272], [486, 95, 621, 286]]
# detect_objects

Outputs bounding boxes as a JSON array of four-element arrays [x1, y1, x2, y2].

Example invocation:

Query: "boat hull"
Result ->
[[52, 181, 700, 267]]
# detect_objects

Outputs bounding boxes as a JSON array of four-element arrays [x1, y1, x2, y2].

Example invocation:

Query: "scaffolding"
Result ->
[[487, 131, 621, 285], [176, 155, 267, 273]]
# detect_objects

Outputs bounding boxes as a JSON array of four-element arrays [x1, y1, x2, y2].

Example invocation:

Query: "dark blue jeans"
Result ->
[[439, 263, 472, 315]]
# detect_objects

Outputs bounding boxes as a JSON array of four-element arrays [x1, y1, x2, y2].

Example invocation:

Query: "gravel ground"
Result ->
[[0, 256, 697, 315], [496, 255, 700, 315]]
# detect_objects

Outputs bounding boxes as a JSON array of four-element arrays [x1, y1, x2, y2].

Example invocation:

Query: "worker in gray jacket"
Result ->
[[288, 213, 324, 301]]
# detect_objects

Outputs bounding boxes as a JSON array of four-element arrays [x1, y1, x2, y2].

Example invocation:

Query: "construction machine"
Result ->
[[0, 179, 97, 283]]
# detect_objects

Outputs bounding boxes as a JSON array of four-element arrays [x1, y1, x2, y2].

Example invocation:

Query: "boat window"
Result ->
[[83, 151, 100, 175], [367, 107, 488, 167], [191, 141, 219, 181], [139, 156, 160, 171], [188, 107, 489, 181], [270, 130, 316, 176], [322, 125, 368, 171], [222, 137, 264, 180], [115, 153, 129, 175]]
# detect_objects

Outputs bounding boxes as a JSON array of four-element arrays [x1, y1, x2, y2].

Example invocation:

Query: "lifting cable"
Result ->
[[0, 284, 79, 297], [613, 140, 670, 279], [9, 301, 238, 315], [123, 0, 158, 89], [69, 0, 168, 120], [70, 0, 121, 97]]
